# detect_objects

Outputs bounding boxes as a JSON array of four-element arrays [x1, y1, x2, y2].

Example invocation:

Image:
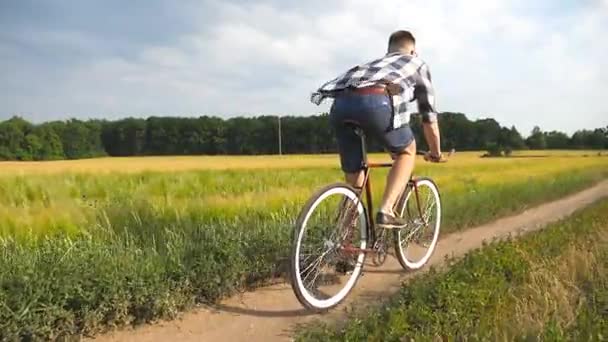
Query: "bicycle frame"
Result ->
[[341, 128, 426, 255]]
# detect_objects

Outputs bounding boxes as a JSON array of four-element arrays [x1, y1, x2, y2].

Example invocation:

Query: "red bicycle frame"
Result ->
[[340, 127, 426, 255]]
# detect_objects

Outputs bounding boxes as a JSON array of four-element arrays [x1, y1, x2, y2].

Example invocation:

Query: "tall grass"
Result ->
[[0, 154, 607, 339], [1, 153, 607, 237], [297, 199, 608, 341]]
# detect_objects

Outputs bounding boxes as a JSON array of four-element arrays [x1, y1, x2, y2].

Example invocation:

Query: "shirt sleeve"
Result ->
[[414, 62, 438, 123]]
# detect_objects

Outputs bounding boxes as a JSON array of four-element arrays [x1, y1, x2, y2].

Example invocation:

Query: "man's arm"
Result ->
[[423, 121, 441, 159], [415, 62, 442, 159]]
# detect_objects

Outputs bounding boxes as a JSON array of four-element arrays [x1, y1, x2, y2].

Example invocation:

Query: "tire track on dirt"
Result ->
[[93, 180, 608, 342]]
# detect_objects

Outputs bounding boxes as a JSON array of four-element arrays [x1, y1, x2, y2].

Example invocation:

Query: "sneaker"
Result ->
[[376, 212, 407, 229]]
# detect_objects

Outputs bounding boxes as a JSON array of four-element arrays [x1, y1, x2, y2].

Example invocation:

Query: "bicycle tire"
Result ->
[[290, 182, 368, 311], [393, 177, 442, 270]]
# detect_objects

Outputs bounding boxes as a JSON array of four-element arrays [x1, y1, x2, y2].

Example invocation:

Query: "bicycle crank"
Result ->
[[372, 244, 388, 266], [372, 228, 389, 266]]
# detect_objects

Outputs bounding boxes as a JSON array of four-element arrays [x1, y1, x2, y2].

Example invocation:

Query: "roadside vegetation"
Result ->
[[0, 153, 607, 339], [297, 199, 608, 341]]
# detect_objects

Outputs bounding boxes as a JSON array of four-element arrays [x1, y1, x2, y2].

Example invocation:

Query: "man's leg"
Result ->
[[379, 139, 416, 215], [344, 171, 365, 189]]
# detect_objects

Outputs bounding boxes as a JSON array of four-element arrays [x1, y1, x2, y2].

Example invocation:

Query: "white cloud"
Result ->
[[1, 0, 606, 134]]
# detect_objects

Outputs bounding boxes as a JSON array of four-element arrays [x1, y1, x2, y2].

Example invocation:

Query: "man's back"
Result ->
[[312, 52, 437, 130]]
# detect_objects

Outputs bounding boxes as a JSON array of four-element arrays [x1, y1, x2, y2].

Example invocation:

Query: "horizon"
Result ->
[[1, 0, 607, 135]]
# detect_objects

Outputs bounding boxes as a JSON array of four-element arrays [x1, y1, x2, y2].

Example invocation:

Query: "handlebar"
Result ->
[[417, 149, 455, 163]]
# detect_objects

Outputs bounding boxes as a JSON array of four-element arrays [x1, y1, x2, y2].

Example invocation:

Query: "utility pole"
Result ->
[[278, 115, 282, 155]]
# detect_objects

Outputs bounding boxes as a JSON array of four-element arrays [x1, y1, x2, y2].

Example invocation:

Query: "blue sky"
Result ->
[[1, 0, 606, 135]]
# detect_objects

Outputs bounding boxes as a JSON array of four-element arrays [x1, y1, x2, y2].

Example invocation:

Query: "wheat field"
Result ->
[[0, 151, 607, 339]]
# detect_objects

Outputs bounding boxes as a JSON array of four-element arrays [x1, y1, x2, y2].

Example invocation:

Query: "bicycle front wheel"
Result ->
[[290, 183, 368, 311], [393, 177, 441, 270]]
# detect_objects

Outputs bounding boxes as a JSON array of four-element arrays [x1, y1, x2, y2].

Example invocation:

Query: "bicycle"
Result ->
[[289, 124, 449, 311]]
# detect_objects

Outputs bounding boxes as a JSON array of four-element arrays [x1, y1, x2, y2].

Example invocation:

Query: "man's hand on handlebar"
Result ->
[[420, 149, 454, 163], [423, 152, 445, 163]]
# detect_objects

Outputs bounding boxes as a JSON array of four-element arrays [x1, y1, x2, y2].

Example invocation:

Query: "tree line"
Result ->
[[0, 113, 606, 161]]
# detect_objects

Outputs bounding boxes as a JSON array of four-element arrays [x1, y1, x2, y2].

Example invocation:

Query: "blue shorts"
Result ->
[[329, 92, 415, 173]]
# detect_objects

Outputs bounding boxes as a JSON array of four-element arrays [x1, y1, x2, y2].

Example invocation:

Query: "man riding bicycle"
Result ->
[[311, 30, 444, 229]]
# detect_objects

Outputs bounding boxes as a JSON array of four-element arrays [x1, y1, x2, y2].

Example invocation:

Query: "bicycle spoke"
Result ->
[[331, 201, 359, 243], [305, 262, 326, 290], [400, 226, 418, 245], [300, 240, 331, 268], [301, 240, 328, 255], [301, 253, 326, 282], [303, 254, 334, 291], [417, 191, 436, 238], [299, 252, 323, 266], [422, 192, 435, 219]]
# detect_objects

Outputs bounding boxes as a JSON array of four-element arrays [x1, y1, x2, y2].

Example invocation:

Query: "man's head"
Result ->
[[388, 30, 416, 55]]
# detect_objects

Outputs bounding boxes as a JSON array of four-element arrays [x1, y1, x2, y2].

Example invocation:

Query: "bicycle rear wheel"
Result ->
[[290, 183, 368, 311], [393, 177, 441, 270]]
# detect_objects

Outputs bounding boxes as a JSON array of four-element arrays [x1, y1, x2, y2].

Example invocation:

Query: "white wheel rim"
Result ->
[[294, 186, 367, 309], [396, 179, 441, 269]]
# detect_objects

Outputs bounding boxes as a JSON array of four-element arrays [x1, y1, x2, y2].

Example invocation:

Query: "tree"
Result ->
[[53, 119, 106, 159], [473, 118, 501, 150], [436, 112, 475, 150], [102, 118, 146, 156], [0, 114, 605, 160], [0, 116, 33, 160], [506, 126, 526, 149], [23, 133, 43, 161], [526, 126, 547, 150], [544, 131, 570, 149], [35, 125, 65, 160], [570, 129, 605, 149]]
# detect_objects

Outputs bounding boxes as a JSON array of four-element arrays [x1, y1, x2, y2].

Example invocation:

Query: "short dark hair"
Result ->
[[388, 30, 416, 48]]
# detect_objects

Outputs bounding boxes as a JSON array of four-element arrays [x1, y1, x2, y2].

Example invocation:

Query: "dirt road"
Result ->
[[94, 180, 608, 342]]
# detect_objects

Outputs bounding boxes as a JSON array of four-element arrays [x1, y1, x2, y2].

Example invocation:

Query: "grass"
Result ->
[[511, 149, 606, 157], [296, 199, 608, 341], [0, 152, 606, 339], [1, 152, 607, 238]]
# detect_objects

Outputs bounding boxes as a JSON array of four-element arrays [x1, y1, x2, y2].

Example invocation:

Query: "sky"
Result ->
[[0, 0, 607, 135]]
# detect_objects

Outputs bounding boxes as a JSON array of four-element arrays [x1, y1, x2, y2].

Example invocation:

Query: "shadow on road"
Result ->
[[362, 268, 408, 275], [207, 303, 318, 318]]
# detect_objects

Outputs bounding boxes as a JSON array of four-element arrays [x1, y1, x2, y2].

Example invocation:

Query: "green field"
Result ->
[[0, 152, 607, 339], [297, 199, 608, 341]]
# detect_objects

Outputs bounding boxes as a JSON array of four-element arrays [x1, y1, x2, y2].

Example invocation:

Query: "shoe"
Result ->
[[376, 212, 407, 229]]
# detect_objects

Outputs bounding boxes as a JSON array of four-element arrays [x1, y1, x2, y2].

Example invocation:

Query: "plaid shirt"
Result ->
[[311, 52, 437, 129]]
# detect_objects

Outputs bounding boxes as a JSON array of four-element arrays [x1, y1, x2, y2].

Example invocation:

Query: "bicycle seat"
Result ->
[[342, 120, 365, 136]]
